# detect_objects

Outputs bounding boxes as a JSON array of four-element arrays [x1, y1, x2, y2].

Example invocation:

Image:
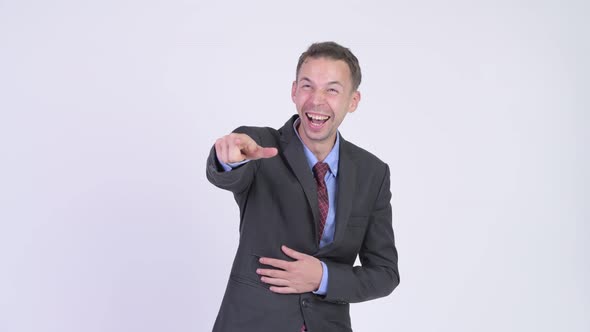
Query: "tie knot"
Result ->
[[313, 162, 330, 180]]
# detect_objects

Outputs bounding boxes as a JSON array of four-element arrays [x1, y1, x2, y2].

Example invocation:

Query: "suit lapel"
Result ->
[[279, 116, 321, 239], [317, 137, 357, 255], [334, 139, 356, 245]]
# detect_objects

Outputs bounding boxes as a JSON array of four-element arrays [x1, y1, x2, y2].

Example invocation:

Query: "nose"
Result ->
[[311, 89, 326, 105]]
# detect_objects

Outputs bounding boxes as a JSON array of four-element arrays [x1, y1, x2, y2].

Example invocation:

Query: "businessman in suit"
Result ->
[[206, 42, 399, 331]]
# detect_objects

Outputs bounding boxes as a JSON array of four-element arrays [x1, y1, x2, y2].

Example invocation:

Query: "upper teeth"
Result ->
[[308, 114, 329, 121]]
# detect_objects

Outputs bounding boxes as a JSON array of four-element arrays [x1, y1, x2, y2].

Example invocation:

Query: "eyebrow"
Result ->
[[299, 77, 344, 88]]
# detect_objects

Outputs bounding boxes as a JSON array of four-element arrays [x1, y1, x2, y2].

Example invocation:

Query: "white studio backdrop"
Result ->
[[0, 1, 588, 331]]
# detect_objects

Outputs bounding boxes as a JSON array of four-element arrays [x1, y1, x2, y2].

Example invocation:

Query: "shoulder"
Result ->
[[342, 139, 388, 170], [232, 125, 280, 146], [232, 125, 278, 136], [341, 139, 392, 201]]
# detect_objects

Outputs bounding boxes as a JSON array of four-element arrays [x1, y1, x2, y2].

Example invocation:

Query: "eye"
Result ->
[[327, 88, 339, 95]]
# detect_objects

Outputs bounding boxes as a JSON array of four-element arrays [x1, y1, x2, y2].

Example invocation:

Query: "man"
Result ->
[[206, 42, 399, 332]]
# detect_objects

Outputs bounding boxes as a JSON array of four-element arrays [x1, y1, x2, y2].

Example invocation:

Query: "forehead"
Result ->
[[297, 57, 351, 84]]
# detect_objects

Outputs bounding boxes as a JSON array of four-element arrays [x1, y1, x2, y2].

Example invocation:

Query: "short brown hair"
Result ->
[[296, 41, 362, 91]]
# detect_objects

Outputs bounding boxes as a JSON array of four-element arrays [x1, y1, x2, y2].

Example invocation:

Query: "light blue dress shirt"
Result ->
[[218, 118, 340, 295]]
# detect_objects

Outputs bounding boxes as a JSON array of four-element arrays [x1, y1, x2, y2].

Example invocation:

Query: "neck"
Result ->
[[297, 126, 335, 162]]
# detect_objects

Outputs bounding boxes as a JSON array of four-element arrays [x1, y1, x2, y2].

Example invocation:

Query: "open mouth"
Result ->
[[305, 112, 330, 127]]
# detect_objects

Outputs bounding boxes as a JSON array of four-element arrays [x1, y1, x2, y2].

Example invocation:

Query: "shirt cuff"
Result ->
[[313, 261, 328, 295], [218, 157, 250, 172]]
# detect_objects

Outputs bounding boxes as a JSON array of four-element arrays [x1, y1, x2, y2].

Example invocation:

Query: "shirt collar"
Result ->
[[293, 117, 340, 177]]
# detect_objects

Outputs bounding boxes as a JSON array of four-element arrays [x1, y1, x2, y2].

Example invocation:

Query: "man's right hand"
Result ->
[[215, 133, 278, 164]]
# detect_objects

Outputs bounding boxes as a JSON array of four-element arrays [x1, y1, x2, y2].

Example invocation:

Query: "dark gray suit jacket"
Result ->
[[206, 115, 399, 332]]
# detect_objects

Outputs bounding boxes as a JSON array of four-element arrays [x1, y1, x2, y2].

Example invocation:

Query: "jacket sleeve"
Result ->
[[205, 126, 261, 195], [322, 164, 400, 303]]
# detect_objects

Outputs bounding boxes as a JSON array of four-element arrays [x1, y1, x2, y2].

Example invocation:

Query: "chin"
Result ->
[[306, 129, 334, 143]]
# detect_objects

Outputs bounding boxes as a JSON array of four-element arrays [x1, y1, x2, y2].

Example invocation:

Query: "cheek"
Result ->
[[299, 98, 316, 110], [294, 93, 307, 104], [330, 100, 346, 113]]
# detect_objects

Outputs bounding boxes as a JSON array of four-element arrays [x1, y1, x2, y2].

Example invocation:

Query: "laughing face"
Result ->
[[291, 57, 361, 155]]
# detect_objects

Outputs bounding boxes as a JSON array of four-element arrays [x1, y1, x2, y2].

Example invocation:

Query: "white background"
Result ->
[[1, 1, 588, 331]]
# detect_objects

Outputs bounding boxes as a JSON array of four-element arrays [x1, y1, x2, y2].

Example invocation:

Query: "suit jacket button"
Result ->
[[301, 299, 309, 308]]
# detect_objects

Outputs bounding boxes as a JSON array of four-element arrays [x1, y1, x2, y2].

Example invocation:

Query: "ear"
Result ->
[[291, 81, 297, 102], [348, 90, 361, 113]]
